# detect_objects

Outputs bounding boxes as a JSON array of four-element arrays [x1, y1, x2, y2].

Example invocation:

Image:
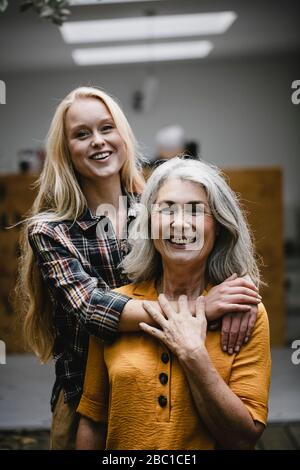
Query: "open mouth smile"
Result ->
[[89, 151, 112, 161], [168, 236, 196, 246]]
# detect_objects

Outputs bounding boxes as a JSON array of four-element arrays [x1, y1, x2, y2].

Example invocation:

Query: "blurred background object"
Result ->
[[17, 148, 45, 174], [155, 124, 186, 160]]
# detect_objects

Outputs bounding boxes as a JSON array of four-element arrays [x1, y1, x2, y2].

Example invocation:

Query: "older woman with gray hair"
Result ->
[[76, 158, 271, 450]]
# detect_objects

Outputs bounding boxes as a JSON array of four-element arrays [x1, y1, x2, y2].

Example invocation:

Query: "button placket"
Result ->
[[156, 345, 171, 422]]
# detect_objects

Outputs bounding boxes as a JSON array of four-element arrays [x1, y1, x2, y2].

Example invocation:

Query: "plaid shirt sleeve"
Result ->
[[28, 222, 131, 341]]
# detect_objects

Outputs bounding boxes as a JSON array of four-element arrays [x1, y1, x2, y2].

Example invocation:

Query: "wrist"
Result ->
[[177, 343, 207, 364], [204, 297, 219, 322]]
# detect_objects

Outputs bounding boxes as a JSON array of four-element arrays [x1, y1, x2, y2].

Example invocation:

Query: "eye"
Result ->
[[192, 205, 205, 215], [184, 204, 208, 216], [159, 206, 176, 215], [101, 124, 114, 133], [76, 130, 90, 139]]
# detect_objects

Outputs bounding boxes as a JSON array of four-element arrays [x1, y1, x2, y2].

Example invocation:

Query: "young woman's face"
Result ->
[[65, 97, 126, 181]]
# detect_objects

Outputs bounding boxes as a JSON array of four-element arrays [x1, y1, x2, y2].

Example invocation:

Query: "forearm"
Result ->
[[178, 348, 259, 449], [76, 416, 107, 450], [119, 300, 158, 331], [119, 298, 217, 333]]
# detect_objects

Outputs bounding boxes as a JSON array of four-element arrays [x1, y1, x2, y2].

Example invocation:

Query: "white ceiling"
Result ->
[[1, 0, 300, 73]]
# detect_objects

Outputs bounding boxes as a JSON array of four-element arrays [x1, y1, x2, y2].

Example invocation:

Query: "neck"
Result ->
[[159, 261, 206, 300], [81, 174, 123, 214]]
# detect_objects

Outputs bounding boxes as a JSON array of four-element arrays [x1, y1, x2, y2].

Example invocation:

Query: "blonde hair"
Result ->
[[122, 157, 261, 287], [16, 86, 145, 361]]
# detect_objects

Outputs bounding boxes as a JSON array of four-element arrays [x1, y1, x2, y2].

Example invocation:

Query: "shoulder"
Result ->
[[113, 284, 139, 298], [240, 302, 271, 360], [255, 302, 270, 332], [27, 217, 76, 250], [113, 281, 157, 300], [28, 220, 57, 238], [28, 216, 75, 238]]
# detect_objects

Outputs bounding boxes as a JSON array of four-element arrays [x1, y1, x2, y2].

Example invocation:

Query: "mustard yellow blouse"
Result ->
[[77, 281, 271, 450]]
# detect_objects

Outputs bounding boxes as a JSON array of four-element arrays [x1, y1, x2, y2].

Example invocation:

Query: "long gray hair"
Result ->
[[122, 157, 260, 286]]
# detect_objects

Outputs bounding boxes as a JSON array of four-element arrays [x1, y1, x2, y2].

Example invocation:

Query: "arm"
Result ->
[[29, 225, 259, 342], [141, 295, 269, 449], [119, 300, 156, 331], [121, 272, 260, 333], [29, 224, 160, 336], [178, 345, 264, 449], [76, 417, 106, 450], [29, 225, 131, 340]]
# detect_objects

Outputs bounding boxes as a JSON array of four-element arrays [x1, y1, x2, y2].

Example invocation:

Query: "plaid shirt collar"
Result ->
[[75, 192, 138, 231]]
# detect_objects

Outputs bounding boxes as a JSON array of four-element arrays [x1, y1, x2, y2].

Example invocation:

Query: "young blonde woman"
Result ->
[[16, 87, 261, 450]]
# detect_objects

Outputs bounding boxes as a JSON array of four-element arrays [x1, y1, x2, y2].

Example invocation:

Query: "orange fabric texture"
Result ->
[[77, 281, 271, 450]]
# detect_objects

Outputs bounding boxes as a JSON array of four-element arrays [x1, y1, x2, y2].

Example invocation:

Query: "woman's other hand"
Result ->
[[140, 294, 207, 358], [205, 273, 261, 322], [219, 305, 258, 354], [206, 273, 260, 354]]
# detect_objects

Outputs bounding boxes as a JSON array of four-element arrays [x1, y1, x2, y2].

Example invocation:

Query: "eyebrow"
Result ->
[[157, 200, 208, 205], [69, 117, 114, 132]]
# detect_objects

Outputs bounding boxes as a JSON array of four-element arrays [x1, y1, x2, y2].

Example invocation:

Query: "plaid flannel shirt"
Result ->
[[28, 196, 138, 410]]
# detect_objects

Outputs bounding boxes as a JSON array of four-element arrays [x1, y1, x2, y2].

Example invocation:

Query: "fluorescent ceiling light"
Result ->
[[72, 40, 213, 65], [70, 1, 161, 4], [61, 12, 237, 44]]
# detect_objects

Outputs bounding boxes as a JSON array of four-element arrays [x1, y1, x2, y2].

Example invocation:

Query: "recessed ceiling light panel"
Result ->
[[61, 12, 237, 43], [72, 40, 213, 65]]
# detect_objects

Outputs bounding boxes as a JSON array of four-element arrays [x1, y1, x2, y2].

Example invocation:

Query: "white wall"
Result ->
[[1, 56, 299, 237]]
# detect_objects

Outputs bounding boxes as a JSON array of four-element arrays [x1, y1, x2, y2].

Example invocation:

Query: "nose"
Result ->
[[171, 209, 192, 236], [91, 131, 105, 148]]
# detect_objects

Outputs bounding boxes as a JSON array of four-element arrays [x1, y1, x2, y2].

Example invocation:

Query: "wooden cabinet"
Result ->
[[0, 175, 37, 352], [224, 167, 285, 346]]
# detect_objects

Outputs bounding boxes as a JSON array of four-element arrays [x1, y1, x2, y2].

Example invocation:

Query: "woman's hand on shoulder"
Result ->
[[205, 274, 261, 354], [205, 273, 261, 321], [219, 305, 258, 354]]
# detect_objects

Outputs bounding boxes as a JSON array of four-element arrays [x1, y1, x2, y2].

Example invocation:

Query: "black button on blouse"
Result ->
[[161, 352, 169, 364], [158, 395, 168, 407], [159, 372, 168, 385]]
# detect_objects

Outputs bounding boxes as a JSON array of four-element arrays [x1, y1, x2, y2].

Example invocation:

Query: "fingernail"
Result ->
[[223, 345, 227, 352], [235, 346, 240, 353], [228, 348, 233, 354], [244, 336, 249, 343]]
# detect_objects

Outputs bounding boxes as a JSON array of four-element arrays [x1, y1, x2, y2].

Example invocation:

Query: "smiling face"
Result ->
[[65, 97, 126, 182], [151, 178, 217, 269]]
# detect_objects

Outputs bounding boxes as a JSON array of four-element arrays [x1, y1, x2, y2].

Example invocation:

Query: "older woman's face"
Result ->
[[151, 178, 217, 268]]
